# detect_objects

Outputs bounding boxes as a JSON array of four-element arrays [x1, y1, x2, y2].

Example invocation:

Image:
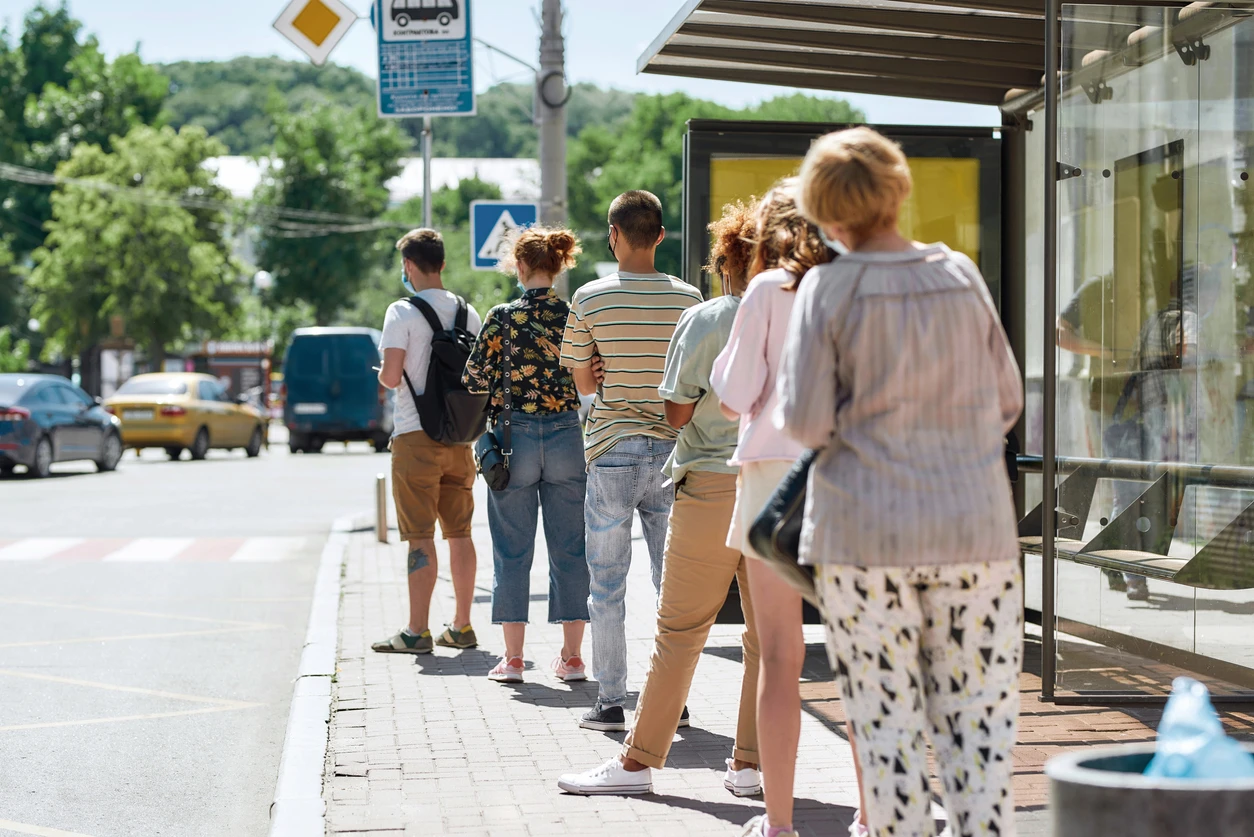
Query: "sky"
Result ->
[[1, 0, 1000, 128]]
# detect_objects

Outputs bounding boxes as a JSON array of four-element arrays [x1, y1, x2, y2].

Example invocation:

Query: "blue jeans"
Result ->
[[487, 412, 590, 624], [585, 435, 675, 706]]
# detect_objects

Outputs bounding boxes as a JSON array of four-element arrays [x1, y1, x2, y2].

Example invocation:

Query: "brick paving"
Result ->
[[324, 485, 1254, 836]]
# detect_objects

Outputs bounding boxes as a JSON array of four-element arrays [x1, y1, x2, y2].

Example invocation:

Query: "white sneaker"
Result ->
[[723, 758, 762, 797], [557, 758, 652, 795], [741, 815, 798, 837]]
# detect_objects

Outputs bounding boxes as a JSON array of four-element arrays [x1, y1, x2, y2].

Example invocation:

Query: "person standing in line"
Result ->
[[372, 228, 483, 655], [711, 181, 871, 837], [461, 227, 592, 683], [559, 190, 703, 732], [558, 202, 764, 796], [780, 128, 1023, 837]]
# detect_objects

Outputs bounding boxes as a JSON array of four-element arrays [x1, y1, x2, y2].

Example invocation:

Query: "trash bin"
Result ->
[[1046, 743, 1254, 837]]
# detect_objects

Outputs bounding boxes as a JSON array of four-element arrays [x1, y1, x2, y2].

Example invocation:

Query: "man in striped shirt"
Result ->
[[560, 190, 702, 732]]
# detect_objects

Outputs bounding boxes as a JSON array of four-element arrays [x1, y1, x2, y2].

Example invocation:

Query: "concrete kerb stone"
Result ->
[[269, 512, 364, 837]]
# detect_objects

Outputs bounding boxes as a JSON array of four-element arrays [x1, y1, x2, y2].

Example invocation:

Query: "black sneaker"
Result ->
[[678, 705, 690, 728], [580, 703, 626, 731]]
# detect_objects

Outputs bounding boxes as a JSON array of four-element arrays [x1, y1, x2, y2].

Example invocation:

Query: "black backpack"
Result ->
[[400, 295, 489, 445]]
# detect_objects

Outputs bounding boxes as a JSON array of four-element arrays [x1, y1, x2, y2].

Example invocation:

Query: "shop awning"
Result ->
[[637, 0, 1220, 108]]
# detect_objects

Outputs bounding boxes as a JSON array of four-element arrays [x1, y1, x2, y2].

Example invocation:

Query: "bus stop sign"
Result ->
[[373, 0, 476, 118]]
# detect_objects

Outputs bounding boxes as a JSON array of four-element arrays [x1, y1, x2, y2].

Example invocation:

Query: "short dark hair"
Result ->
[[396, 228, 445, 274], [607, 190, 664, 249]]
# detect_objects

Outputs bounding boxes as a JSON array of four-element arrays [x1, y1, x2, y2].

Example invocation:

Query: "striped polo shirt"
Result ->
[[560, 271, 703, 462]]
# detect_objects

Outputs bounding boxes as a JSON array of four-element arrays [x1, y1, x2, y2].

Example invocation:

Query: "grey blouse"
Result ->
[[776, 244, 1023, 568]]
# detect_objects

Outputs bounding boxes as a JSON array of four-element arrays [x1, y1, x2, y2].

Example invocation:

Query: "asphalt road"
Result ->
[[0, 431, 387, 837]]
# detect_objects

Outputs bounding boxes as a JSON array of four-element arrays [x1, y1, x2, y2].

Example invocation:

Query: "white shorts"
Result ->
[[727, 459, 796, 559]]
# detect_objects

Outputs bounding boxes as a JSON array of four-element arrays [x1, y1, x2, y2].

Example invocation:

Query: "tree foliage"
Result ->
[[566, 91, 865, 279], [254, 103, 410, 325], [26, 125, 240, 366], [0, 326, 32, 373]]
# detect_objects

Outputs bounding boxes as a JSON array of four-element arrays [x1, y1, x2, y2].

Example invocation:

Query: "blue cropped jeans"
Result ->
[[584, 435, 675, 707], [487, 412, 590, 624]]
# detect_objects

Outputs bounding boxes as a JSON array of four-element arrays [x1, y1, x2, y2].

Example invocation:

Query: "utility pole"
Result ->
[[537, 0, 568, 296]]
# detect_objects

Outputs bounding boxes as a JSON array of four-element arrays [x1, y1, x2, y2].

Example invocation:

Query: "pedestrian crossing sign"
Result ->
[[470, 201, 539, 271]]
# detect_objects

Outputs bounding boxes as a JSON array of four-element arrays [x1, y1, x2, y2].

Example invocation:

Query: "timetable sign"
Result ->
[[374, 0, 476, 118]]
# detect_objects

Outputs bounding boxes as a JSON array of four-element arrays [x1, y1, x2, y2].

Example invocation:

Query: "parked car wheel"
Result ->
[[30, 436, 53, 478], [396, 13, 410, 26], [165, 446, 184, 460], [288, 431, 306, 454], [189, 427, 210, 461], [372, 432, 390, 453], [305, 436, 325, 454], [245, 427, 264, 458], [96, 431, 123, 472]]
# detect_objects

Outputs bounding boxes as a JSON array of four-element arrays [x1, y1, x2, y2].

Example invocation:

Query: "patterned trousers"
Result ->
[[816, 561, 1022, 837]]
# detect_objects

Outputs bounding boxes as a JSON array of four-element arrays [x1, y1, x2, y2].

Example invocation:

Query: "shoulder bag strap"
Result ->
[[404, 295, 445, 334], [501, 312, 512, 457]]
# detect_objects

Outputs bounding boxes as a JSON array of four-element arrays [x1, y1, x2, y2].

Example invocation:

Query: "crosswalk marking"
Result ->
[[101, 538, 196, 563], [0, 538, 85, 561], [0, 537, 311, 563]]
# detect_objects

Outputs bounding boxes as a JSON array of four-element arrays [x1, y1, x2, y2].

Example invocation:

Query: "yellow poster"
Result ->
[[707, 156, 982, 294]]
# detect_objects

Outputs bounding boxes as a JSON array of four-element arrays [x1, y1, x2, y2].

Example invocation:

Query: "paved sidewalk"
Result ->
[[326, 484, 861, 836], [323, 484, 1254, 836]]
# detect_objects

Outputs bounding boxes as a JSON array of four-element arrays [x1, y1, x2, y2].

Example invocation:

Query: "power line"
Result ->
[[0, 162, 410, 237]]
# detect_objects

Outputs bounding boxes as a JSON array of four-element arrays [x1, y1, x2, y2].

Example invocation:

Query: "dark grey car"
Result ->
[[0, 374, 124, 478]]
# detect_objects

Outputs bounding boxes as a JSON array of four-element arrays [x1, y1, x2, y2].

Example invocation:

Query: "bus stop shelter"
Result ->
[[640, 0, 1254, 703]]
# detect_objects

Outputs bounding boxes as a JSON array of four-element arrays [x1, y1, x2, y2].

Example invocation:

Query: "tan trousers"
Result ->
[[623, 470, 761, 769]]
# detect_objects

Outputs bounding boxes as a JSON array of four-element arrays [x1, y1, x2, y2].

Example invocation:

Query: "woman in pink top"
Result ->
[[712, 180, 867, 837]]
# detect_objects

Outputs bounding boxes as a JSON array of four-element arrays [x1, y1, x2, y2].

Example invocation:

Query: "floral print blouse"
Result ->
[[462, 287, 582, 420]]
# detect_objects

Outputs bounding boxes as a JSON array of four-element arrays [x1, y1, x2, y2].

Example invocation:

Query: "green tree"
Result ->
[[0, 326, 31, 373], [27, 125, 240, 367], [254, 103, 410, 325], [567, 91, 865, 280], [17, 2, 79, 101]]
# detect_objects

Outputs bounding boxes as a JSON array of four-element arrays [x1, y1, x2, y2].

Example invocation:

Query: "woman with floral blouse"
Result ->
[[462, 227, 591, 683]]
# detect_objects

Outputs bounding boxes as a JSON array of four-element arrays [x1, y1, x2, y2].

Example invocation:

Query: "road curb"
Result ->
[[268, 513, 361, 837]]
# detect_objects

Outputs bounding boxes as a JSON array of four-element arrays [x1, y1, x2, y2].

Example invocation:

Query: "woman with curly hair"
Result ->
[[462, 227, 591, 683]]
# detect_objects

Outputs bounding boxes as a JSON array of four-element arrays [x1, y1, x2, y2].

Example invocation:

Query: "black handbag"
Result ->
[[748, 450, 821, 606], [473, 320, 512, 491]]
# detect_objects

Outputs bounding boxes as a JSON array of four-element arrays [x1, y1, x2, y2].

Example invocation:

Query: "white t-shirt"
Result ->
[[379, 289, 482, 437]]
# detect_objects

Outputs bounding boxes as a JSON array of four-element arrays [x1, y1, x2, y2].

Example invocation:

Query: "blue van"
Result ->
[[282, 328, 393, 454]]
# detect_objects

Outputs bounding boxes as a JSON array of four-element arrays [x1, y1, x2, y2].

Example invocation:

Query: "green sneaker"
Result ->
[[372, 629, 433, 654], [435, 623, 478, 649]]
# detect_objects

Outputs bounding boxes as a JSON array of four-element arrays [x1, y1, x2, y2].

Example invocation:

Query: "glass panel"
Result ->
[[1056, 4, 1202, 696]]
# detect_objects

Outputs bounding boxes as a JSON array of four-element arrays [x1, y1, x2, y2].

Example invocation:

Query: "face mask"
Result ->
[[820, 230, 850, 256], [401, 267, 417, 295], [607, 229, 617, 259]]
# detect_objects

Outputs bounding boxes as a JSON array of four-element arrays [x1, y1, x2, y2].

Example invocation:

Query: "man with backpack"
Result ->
[[372, 228, 486, 655]]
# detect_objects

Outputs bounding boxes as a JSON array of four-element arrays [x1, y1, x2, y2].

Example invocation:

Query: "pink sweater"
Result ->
[[710, 268, 806, 465]]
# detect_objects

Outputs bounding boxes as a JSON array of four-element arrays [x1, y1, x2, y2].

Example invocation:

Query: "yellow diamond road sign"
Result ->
[[273, 0, 357, 66]]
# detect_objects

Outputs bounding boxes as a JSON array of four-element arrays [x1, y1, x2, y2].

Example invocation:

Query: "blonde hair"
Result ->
[[499, 226, 582, 276], [704, 199, 757, 296], [749, 177, 834, 291], [797, 127, 912, 237]]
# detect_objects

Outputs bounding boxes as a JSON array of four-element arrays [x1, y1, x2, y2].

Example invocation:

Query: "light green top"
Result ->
[[658, 294, 741, 483]]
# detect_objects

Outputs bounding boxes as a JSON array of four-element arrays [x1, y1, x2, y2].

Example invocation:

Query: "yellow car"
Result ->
[[104, 373, 268, 460]]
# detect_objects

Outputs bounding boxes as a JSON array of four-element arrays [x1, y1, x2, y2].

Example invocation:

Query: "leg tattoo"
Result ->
[[408, 548, 429, 574]]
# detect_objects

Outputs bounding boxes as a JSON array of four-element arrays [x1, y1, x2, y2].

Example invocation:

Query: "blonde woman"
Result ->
[[779, 127, 1023, 837], [462, 228, 590, 683], [711, 181, 870, 837]]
